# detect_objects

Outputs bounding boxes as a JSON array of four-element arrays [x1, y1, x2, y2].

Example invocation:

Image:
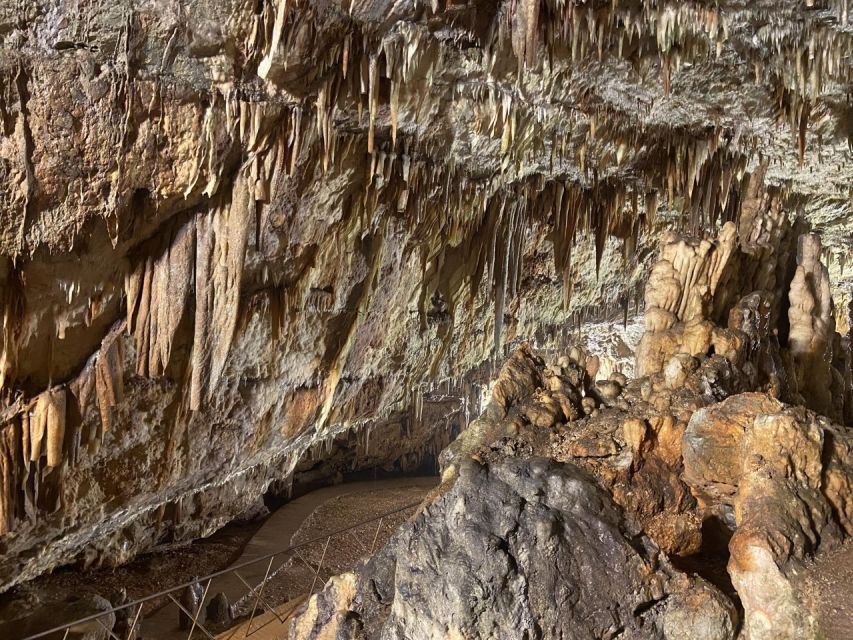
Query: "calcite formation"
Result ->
[[685, 395, 852, 639], [787, 233, 839, 417], [300, 217, 853, 639], [0, 0, 852, 622]]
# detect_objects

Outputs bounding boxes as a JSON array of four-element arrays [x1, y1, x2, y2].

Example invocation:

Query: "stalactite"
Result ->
[[367, 54, 380, 155], [189, 172, 253, 410], [126, 219, 195, 378], [44, 388, 66, 468], [525, 0, 540, 69], [95, 332, 124, 432], [0, 417, 23, 535], [0, 261, 24, 392], [28, 394, 48, 463], [258, 0, 293, 80]]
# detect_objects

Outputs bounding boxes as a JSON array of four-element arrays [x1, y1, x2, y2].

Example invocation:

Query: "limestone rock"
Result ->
[[661, 576, 738, 640], [491, 345, 545, 412], [289, 573, 358, 640], [636, 224, 738, 377], [291, 457, 736, 640], [1, 0, 853, 602], [594, 379, 622, 404], [683, 394, 853, 639], [206, 592, 232, 626], [683, 393, 786, 509], [787, 234, 836, 419], [664, 354, 698, 390]]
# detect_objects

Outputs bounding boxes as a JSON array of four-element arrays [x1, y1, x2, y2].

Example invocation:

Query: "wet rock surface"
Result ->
[[0, 1, 852, 637], [2, 0, 853, 592]]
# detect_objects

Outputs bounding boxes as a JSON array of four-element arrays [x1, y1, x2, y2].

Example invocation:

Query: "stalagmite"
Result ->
[[635, 223, 738, 376], [788, 234, 836, 417]]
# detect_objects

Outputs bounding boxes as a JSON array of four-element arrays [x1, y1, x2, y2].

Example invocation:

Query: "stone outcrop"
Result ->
[[684, 395, 853, 638], [290, 457, 737, 640]]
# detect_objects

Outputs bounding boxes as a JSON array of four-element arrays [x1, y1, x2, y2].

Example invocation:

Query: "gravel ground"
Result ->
[[797, 539, 853, 639]]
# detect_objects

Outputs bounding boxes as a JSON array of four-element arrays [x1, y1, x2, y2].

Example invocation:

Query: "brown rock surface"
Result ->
[[684, 394, 853, 638], [290, 457, 738, 640]]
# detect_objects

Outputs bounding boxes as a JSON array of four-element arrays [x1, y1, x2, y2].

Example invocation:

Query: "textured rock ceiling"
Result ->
[[0, 0, 852, 591]]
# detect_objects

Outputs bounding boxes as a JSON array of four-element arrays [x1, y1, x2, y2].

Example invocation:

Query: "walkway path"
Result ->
[[214, 598, 305, 640], [143, 477, 436, 639]]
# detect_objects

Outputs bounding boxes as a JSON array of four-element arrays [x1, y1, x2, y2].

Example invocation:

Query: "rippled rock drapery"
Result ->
[[2, 0, 853, 594]]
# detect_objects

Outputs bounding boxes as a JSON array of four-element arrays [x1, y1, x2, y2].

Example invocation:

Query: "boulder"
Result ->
[[291, 457, 737, 640]]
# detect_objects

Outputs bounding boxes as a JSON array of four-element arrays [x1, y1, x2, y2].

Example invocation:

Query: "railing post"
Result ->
[[244, 554, 276, 637], [95, 614, 123, 640], [370, 517, 384, 554], [166, 593, 216, 639], [126, 602, 143, 639], [18, 499, 421, 640], [309, 536, 331, 595]]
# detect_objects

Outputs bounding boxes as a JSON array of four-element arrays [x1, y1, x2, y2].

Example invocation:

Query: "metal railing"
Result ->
[[21, 499, 422, 640]]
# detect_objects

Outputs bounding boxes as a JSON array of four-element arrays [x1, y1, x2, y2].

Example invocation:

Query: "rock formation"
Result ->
[[294, 217, 853, 640], [291, 457, 738, 640], [787, 234, 840, 418], [685, 395, 852, 639], [0, 3, 852, 638]]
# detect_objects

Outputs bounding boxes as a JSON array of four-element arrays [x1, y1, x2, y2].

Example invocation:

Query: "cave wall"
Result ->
[[1, 0, 852, 590]]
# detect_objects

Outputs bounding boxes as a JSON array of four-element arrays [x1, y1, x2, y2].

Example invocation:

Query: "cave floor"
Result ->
[[215, 598, 306, 639], [797, 539, 853, 639], [0, 519, 262, 638]]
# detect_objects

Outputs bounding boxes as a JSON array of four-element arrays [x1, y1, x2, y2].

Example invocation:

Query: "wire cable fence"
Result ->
[[19, 499, 422, 640]]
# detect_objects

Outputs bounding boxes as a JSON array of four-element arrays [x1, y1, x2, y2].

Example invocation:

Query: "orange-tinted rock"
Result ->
[[491, 345, 544, 411], [683, 393, 785, 508], [684, 393, 853, 639]]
